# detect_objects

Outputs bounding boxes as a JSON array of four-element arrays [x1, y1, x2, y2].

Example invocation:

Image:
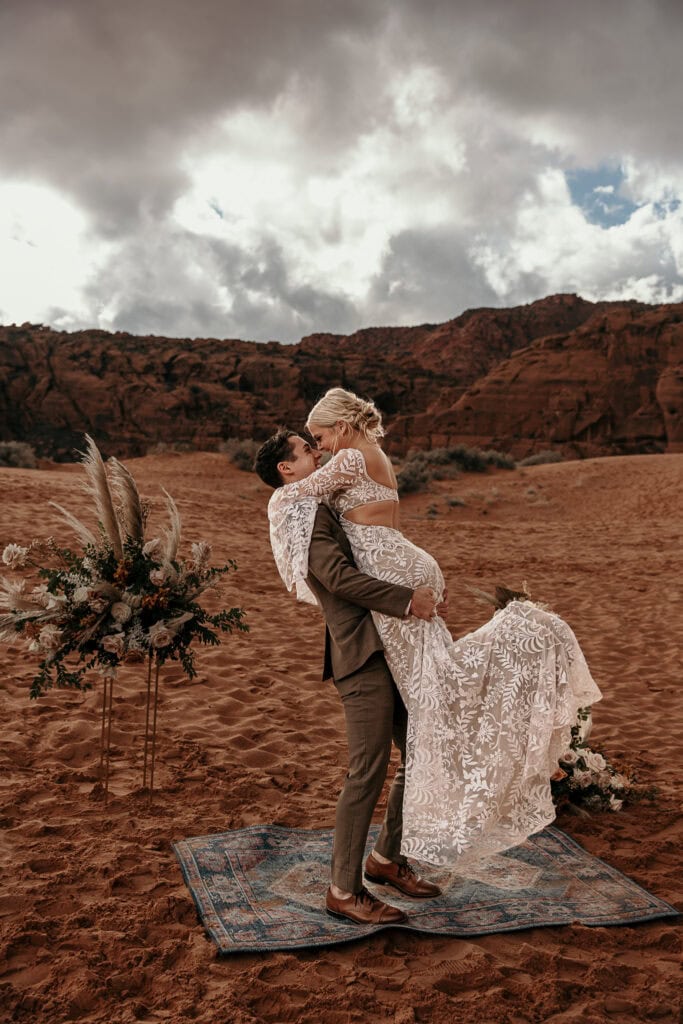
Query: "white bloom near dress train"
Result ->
[[268, 448, 602, 867]]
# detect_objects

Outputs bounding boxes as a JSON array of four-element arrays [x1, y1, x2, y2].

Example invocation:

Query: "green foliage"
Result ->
[[0, 441, 38, 469]]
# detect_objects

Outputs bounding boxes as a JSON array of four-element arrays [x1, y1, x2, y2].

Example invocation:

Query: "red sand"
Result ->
[[0, 452, 680, 1024]]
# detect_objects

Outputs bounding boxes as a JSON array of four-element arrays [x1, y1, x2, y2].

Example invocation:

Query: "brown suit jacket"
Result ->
[[305, 504, 413, 682]]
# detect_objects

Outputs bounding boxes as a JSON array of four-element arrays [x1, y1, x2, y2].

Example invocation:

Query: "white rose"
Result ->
[[73, 587, 90, 604], [30, 585, 50, 608], [38, 624, 61, 652], [584, 751, 607, 772], [2, 543, 28, 568], [148, 622, 173, 648], [143, 538, 161, 557], [609, 795, 623, 811], [573, 769, 593, 788], [149, 568, 166, 587], [559, 749, 579, 766], [101, 633, 125, 656], [111, 601, 132, 624]]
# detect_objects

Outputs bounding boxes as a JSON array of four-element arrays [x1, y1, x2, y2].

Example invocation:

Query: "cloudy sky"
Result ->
[[2, 0, 682, 344]]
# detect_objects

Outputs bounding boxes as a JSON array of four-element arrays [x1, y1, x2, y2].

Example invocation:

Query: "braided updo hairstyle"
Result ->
[[306, 387, 385, 444]]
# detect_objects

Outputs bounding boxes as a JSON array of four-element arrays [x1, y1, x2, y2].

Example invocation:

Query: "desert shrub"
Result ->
[[447, 497, 466, 507], [518, 450, 563, 467], [419, 447, 452, 466], [396, 459, 431, 495], [445, 443, 516, 472], [481, 449, 516, 469], [397, 443, 515, 494], [146, 441, 195, 455], [0, 441, 37, 469], [221, 437, 260, 471]]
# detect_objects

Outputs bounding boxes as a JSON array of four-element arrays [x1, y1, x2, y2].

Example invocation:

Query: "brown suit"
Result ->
[[306, 504, 413, 892]]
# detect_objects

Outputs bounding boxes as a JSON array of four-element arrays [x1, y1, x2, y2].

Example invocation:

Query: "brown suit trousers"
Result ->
[[306, 504, 413, 892]]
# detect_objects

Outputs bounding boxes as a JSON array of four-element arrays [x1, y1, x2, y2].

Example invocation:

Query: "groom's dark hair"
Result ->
[[253, 428, 298, 488]]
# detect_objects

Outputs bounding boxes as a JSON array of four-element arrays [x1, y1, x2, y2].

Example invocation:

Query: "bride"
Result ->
[[268, 387, 602, 868]]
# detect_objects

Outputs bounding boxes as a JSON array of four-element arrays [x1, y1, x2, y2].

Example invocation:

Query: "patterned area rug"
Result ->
[[173, 824, 678, 954]]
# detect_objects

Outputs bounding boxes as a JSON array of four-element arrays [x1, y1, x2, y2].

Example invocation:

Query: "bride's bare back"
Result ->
[[341, 445, 400, 529]]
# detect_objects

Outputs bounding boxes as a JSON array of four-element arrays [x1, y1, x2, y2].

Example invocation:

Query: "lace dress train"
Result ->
[[268, 447, 602, 868], [342, 520, 602, 867]]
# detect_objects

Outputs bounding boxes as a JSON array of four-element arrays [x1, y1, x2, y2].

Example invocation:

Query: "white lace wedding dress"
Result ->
[[268, 448, 602, 867]]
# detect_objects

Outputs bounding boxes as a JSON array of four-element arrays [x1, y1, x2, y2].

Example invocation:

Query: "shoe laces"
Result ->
[[397, 862, 417, 880], [355, 886, 379, 907]]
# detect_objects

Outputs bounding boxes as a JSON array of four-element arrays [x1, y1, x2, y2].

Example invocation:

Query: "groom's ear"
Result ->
[[277, 459, 292, 480]]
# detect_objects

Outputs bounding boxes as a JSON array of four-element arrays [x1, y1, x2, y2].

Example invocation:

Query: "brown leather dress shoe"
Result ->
[[325, 886, 407, 925], [364, 853, 442, 898]]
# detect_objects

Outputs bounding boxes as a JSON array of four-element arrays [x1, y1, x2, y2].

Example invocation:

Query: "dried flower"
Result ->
[[573, 769, 593, 788], [111, 602, 132, 624], [0, 435, 247, 698], [584, 750, 607, 772], [2, 544, 28, 569], [148, 622, 173, 648], [559, 749, 579, 766], [38, 624, 61, 652], [101, 633, 125, 656], [191, 541, 212, 568], [149, 568, 166, 587], [113, 560, 132, 586]]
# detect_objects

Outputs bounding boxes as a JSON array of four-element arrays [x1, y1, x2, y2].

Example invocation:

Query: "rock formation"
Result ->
[[1, 294, 681, 460]]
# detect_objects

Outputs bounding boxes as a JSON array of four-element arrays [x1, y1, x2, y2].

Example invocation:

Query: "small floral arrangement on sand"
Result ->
[[551, 707, 648, 813], [0, 437, 247, 698]]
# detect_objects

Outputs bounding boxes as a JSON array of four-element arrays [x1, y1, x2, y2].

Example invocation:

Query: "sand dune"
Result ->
[[0, 452, 680, 1023]]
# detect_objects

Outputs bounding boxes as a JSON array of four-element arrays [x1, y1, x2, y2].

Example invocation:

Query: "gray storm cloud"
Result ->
[[0, 0, 383, 232], [2, 0, 683, 342]]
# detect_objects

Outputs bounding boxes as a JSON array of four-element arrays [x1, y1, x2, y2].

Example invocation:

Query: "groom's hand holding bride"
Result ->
[[408, 586, 439, 621]]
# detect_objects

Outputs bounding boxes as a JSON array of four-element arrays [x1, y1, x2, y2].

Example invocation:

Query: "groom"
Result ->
[[254, 429, 441, 925]]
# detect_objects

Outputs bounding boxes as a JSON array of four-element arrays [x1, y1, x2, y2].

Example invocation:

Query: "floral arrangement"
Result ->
[[0, 436, 247, 698], [551, 707, 646, 813]]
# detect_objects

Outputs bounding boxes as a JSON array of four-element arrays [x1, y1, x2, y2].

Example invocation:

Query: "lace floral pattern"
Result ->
[[267, 448, 398, 604], [268, 446, 603, 867], [267, 492, 320, 606], [341, 520, 602, 867]]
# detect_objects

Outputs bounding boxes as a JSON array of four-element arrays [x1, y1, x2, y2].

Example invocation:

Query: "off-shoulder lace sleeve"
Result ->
[[267, 490, 320, 605], [267, 449, 365, 605]]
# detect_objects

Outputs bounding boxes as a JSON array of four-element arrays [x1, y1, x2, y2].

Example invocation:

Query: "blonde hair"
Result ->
[[306, 387, 385, 444]]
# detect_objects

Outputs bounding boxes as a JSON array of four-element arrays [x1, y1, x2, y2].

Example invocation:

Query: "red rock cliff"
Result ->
[[0, 294, 681, 459]]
